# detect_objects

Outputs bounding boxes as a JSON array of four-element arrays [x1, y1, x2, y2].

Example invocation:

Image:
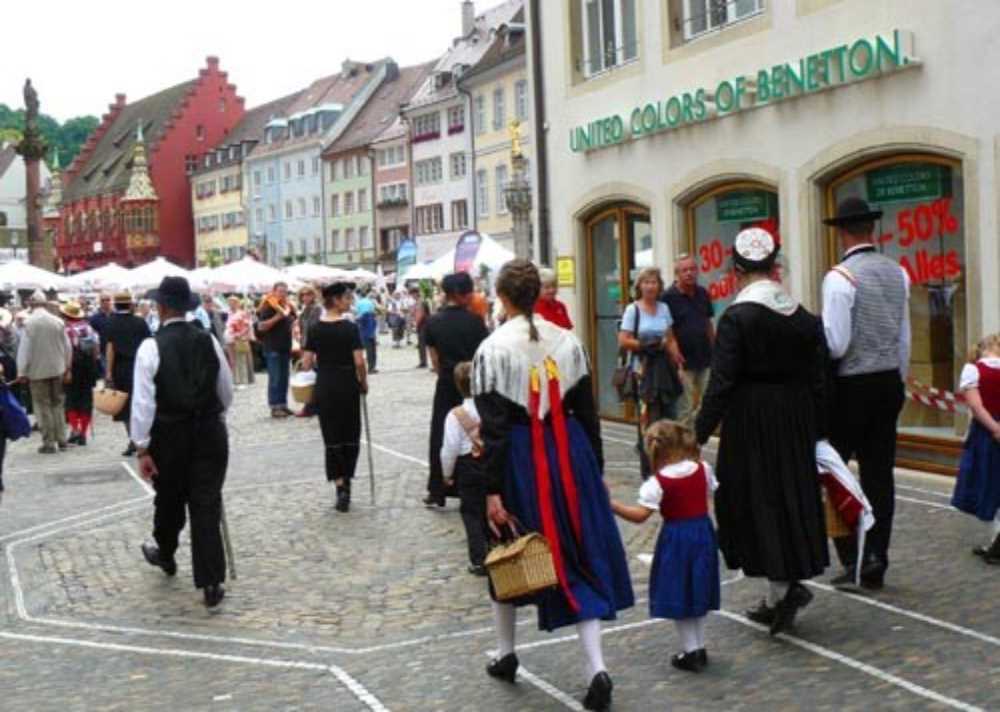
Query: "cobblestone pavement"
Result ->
[[1, 337, 997, 711]]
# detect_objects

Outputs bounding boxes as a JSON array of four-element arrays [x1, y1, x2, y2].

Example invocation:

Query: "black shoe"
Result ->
[[422, 494, 445, 508], [769, 583, 813, 636], [980, 533, 1000, 564], [468, 563, 488, 576], [671, 651, 702, 673], [122, 442, 138, 457], [859, 555, 886, 590], [57, 441, 69, 451], [486, 652, 518, 683], [830, 566, 857, 587], [696, 648, 709, 668], [582, 671, 613, 712], [203, 583, 225, 608], [141, 542, 177, 577], [745, 600, 775, 625]]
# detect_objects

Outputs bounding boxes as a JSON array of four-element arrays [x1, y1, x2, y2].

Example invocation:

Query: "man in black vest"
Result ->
[[131, 276, 234, 607]]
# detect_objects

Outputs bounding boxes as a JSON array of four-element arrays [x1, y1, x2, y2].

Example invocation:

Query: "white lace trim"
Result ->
[[731, 279, 799, 316]]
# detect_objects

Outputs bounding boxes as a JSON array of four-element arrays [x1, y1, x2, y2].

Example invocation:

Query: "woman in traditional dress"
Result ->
[[301, 282, 367, 512], [60, 302, 100, 446], [106, 293, 152, 456], [694, 228, 829, 636], [476, 260, 634, 712]]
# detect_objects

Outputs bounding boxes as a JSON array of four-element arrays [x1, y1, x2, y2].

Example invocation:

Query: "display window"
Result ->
[[686, 182, 780, 314], [827, 155, 966, 472]]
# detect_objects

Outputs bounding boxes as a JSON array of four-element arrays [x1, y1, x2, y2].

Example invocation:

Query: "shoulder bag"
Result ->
[[611, 303, 640, 402]]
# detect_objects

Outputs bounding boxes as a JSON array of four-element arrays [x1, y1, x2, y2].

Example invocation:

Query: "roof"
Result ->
[[323, 61, 435, 158], [190, 91, 302, 177], [250, 61, 388, 159], [63, 79, 197, 203], [404, 0, 522, 112], [458, 8, 526, 85], [0, 145, 16, 180]]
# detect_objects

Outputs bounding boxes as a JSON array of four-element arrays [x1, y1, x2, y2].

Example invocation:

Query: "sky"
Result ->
[[1, 0, 490, 122]]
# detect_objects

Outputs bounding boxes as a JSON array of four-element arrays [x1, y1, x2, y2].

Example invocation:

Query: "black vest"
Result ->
[[153, 321, 223, 424]]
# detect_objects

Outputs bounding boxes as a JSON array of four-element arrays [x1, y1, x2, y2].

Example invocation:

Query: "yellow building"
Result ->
[[459, 15, 531, 253]]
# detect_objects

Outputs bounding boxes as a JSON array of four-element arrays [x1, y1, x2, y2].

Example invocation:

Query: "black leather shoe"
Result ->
[[973, 545, 988, 558], [203, 583, 225, 608], [422, 494, 445, 508], [982, 533, 1000, 564], [582, 671, 613, 711], [859, 555, 887, 590], [830, 566, 857, 587], [769, 583, 813, 636], [745, 600, 775, 625], [141, 542, 177, 577], [468, 564, 488, 576], [696, 648, 709, 668], [670, 651, 702, 673], [486, 652, 518, 683]]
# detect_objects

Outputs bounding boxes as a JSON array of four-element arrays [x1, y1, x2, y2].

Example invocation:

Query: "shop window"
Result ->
[[827, 156, 966, 468], [687, 182, 779, 314], [578, 0, 638, 79]]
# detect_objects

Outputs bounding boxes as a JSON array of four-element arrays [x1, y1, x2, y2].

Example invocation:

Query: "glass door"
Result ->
[[587, 204, 650, 420]]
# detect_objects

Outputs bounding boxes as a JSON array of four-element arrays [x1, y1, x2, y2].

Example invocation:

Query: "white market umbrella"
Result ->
[[207, 256, 303, 294], [399, 261, 441, 281], [187, 266, 215, 292], [66, 262, 131, 292], [284, 262, 351, 285], [345, 268, 378, 286], [0, 261, 70, 291], [428, 233, 515, 277], [120, 257, 193, 292]]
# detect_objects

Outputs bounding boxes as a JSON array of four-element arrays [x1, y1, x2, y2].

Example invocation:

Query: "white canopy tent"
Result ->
[[206, 256, 303, 294], [66, 262, 132, 293], [426, 234, 516, 279], [283, 262, 352, 285], [344, 268, 378, 286], [120, 257, 193, 292], [399, 261, 440, 281], [0, 261, 70, 291]]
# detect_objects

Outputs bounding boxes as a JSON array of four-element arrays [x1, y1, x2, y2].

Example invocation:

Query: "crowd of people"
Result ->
[[0, 196, 997, 711]]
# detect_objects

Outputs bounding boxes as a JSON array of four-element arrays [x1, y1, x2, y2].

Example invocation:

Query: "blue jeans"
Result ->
[[264, 350, 290, 408]]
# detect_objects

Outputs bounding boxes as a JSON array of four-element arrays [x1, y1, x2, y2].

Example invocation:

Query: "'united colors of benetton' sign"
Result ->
[[570, 30, 919, 153]]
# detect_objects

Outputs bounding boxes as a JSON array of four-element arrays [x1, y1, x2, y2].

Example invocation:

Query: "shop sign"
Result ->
[[866, 164, 943, 205], [556, 255, 576, 288], [570, 30, 919, 154], [716, 191, 771, 223]]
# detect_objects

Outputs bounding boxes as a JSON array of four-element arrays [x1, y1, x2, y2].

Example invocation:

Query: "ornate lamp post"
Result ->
[[504, 119, 533, 261]]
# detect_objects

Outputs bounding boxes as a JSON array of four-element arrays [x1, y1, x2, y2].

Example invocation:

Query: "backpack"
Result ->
[[451, 405, 483, 458]]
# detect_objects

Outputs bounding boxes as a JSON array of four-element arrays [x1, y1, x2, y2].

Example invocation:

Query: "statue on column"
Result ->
[[16, 78, 53, 268]]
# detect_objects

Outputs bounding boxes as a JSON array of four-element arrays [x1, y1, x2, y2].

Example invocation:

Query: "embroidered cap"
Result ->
[[733, 227, 779, 272]]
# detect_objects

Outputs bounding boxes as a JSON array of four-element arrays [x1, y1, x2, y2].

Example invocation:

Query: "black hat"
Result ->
[[441, 272, 474, 296], [822, 197, 883, 227], [321, 281, 356, 299], [148, 276, 199, 312]]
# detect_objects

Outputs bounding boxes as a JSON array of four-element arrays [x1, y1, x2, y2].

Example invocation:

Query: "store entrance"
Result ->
[[586, 204, 652, 421]]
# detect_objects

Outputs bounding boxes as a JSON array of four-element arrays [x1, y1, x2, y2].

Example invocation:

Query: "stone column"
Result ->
[[505, 153, 533, 261], [16, 80, 54, 269]]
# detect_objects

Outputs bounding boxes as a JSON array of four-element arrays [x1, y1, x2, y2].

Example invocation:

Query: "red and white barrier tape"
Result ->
[[906, 377, 965, 404], [905, 388, 968, 414]]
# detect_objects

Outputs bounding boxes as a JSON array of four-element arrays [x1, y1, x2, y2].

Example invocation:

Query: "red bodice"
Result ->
[[976, 362, 1000, 417], [656, 463, 709, 521]]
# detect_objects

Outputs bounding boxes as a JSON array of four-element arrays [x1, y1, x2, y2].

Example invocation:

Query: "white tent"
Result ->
[[66, 262, 132, 292], [0, 261, 70, 291], [344, 268, 378, 285], [427, 233, 516, 278], [120, 257, 193, 292], [187, 267, 215, 292], [207, 256, 303, 293], [399, 261, 440, 281], [284, 262, 352, 285]]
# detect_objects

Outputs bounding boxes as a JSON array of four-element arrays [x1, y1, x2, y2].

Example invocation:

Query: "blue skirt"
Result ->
[[952, 422, 1000, 521], [498, 418, 635, 632], [649, 516, 720, 620]]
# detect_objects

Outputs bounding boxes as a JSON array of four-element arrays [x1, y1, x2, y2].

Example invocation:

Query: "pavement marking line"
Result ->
[[0, 495, 150, 543], [714, 610, 984, 712], [805, 581, 1000, 648], [897, 494, 955, 511], [600, 435, 635, 447], [897, 483, 952, 499], [121, 461, 155, 497], [483, 652, 583, 711], [0, 630, 390, 712]]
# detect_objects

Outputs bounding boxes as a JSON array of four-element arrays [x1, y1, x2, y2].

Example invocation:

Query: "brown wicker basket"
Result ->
[[485, 532, 558, 601]]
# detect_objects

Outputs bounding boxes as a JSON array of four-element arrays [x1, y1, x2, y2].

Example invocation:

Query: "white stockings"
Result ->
[[674, 617, 706, 653], [492, 601, 516, 658], [576, 618, 606, 681]]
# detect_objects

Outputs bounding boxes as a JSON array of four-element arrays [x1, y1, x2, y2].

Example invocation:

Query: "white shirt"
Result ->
[[440, 398, 479, 480], [130, 318, 234, 449], [959, 357, 1000, 391], [821, 245, 912, 377], [637, 460, 718, 510]]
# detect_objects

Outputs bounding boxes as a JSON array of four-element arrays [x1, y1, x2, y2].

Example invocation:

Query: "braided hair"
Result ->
[[496, 259, 542, 341]]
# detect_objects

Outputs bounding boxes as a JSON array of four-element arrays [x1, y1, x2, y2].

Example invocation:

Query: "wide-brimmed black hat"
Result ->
[[822, 197, 883, 227], [147, 276, 199, 312], [442, 272, 474, 296], [321, 281, 356, 299]]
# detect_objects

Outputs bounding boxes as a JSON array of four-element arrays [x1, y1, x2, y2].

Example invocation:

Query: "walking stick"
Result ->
[[220, 500, 237, 580], [362, 393, 376, 505]]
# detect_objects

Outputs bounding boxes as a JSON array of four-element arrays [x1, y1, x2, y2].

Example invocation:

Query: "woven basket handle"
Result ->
[[491, 515, 526, 544]]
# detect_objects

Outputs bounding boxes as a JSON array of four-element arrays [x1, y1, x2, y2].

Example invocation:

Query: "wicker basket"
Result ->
[[289, 367, 316, 405], [485, 533, 558, 601], [93, 387, 128, 417], [823, 488, 851, 539]]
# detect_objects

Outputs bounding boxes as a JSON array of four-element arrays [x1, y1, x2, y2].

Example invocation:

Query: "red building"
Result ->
[[56, 57, 244, 269]]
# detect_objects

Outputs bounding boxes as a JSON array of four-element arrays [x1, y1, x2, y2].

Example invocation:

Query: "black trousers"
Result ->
[[364, 338, 377, 372], [455, 455, 488, 566], [416, 327, 428, 367], [829, 370, 905, 570], [428, 377, 462, 499], [150, 416, 229, 589]]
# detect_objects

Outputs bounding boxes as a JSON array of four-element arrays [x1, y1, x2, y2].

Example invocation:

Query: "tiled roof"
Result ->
[[459, 8, 526, 84], [0, 145, 16, 180], [404, 0, 522, 111], [63, 79, 197, 202], [324, 61, 435, 157], [250, 61, 386, 158]]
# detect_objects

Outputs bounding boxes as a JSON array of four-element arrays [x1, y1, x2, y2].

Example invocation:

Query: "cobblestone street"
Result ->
[[0, 339, 997, 711]]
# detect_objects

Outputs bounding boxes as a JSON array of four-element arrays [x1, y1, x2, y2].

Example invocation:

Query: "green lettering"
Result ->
[[716, 81, 736, 113], [681, 93, 695, 123], [785, 61, 806, 96], [609, 116, 625, 143], [831, 45, 849, 82], [734, 76, 748, 110], [642, 104, 657, 134], [693, 88, 708, 120], [806, 55, 821, 91], [771, 65, 785, 99], [629, 107, 643, 137], [666, 96, 682, 126], [849, 38, 874, 77], [875, 30, 902, 71], [756, 69, 771, 104]]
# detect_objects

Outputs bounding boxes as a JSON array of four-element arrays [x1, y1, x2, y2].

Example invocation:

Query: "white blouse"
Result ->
[[637, 460, 718, 510], [958, 357, 1000, 391]]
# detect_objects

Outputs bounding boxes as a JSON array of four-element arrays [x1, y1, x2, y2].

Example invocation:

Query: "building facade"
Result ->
[[535, 0, 1000, 473], [245, 60, 391, 266], [56, 57, 245, 268], [0, 143, 51, 262], [459, 9, 530, 254], [324, 149, 375, 268], [402, 0, 522, 263], [371, 124, 413, 272]]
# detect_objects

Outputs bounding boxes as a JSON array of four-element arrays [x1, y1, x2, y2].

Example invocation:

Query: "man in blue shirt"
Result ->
[[355, 290, 379, 374]]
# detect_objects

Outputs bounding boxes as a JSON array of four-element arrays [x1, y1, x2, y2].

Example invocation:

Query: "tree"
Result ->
[[0, 103, 98, 167]]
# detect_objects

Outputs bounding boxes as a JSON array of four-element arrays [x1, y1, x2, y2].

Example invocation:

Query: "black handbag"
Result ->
[[611, 303, 640, 402]]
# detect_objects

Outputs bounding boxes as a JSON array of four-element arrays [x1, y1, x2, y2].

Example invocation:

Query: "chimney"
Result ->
[[206, 55, 220, 71], [461, 1, 475, 37]]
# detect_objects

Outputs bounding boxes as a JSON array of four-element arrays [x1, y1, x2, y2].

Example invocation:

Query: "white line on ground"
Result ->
[[804, 581, 1000, 648], [0, 630, 389, 712], [714, 610, 984, 712], [897, 483, 952, 499], [601, 435, 635, 447], [121, 461, 155, 497], [0, 495, 150, 543], [518, 666, 584, 711], [897, 494, 954, 511]]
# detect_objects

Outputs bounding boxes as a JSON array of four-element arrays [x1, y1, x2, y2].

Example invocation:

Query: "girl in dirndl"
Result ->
[[610, 420, 720, 673], [951, 333, 1000, 564]]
